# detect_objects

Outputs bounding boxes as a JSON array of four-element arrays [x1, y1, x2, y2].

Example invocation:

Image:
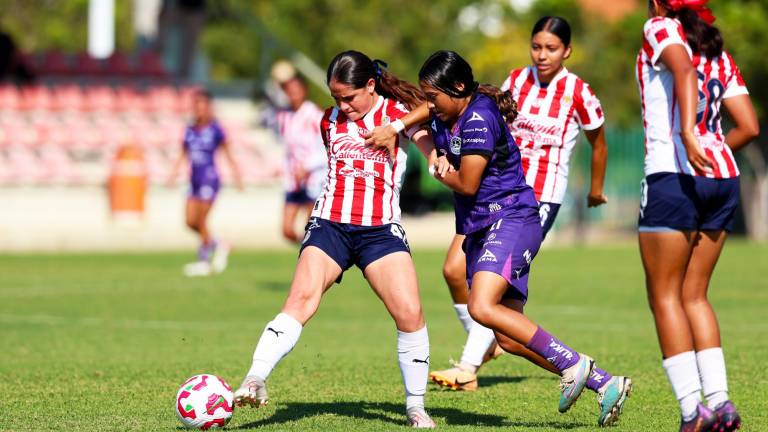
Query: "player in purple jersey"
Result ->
[[168, 90, 242, 276], [419, 50, 630, 426]]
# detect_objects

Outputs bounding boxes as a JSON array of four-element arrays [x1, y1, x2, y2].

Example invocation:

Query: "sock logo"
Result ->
[[548, 339, 574, 360], [267, 327, 284, 337], [590, 370, 605, 383], [412, 356, 430, 364]]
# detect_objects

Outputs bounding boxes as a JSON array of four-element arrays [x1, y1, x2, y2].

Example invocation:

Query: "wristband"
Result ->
[[390, 119, 405, 134], [428, 165, 436, 176]]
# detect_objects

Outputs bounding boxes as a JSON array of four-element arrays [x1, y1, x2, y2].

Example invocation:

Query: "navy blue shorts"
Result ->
[[639, 173, 740, 232], [538, 202, 561, 239], [285, 189, 315, 205], [300, 217, 411, 280]]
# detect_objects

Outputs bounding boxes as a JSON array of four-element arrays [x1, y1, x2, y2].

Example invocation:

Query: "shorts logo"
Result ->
[[467, 111, 485, 122], [478, 249, 497, 263], [523, 249, 532, 265], [301, 231, 311, 244], [489, 202, 501, 213], [390, 224, 410, 248], [487, 233, 496, 241], [450, 136, 462, 155]]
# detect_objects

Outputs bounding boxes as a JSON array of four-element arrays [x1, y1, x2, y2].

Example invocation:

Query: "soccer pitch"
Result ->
[[1, 243, 766, 431]]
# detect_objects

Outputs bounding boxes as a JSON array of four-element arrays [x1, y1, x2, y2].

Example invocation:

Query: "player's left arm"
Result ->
[[410, 128, 438, 166], [220, 140, 244, 191], [722, 95, 759, 152], [434, 154, 488, 196], [584, 126, 608, 207]]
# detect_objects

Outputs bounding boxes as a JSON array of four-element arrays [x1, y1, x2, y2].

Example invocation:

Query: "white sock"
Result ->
[[453, 304, 474, 333], [247, 313, 303, 380], [459, 322, 496, 369], [663, 351, 703, 421], [696, 347, 729, 409], [398, 326, 429, 409]]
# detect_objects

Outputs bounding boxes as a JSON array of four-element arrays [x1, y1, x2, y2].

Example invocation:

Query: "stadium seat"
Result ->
[[41, 50, 72, 76], [75, 52, 104, 76], [136, 51, 168, 78], [0, 85, 21, 111]]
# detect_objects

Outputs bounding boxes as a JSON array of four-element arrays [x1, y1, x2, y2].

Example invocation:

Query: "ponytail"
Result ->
[[669, 7, 723, 58], [477, 85, 518, 123], [376, 68, 425, 111]]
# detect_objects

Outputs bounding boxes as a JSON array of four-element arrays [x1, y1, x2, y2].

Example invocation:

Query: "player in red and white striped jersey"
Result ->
[[274, 75, 328, 243], [637, 2, 758, 431], [234, 51, 438, 428]]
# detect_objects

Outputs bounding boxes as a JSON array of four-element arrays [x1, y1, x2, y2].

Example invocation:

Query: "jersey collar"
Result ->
[[530, 65, 569, 89]]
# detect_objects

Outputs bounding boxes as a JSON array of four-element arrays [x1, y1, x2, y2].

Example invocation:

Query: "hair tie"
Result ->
[[662, 0, 715, 24], [372, 59, 388, 79]]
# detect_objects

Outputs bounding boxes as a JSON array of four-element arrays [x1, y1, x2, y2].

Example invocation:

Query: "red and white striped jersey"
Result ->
[[636, 17, 748, 179], [501, 66, 604, 204], [275, 101, 327, 192], [312, 96, 416, 226]]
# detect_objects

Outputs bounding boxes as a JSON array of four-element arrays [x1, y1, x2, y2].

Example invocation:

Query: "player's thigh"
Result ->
[[443, 234, 467, 279], [282, 202, 301, 227], [638, 231, 696, 301], [364, 251, 424, 330], [682, 230, 727, 301], [283, 246, 343, 324]]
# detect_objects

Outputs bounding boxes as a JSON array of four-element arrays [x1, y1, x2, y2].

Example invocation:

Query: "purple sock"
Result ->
[[197, 242, 213, 261], [586, 366, 613, 392], [525, 326, 580, 373]]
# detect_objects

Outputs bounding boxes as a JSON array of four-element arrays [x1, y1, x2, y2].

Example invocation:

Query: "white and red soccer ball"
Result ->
[[175, 374, 234, 429]]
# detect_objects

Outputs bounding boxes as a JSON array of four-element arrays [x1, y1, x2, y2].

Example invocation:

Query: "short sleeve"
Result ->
[[574, 81, 605, 131], [723, 53, 749, 99], [460, 109, 497, 157], [643, 17, 688, 70], [500, 75, 511, 92], [320, 108, 334, 148]]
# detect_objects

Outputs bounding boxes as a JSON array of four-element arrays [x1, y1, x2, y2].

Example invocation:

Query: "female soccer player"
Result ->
[[420, 50, 630, 427], [274, 75, 328, 243], [637, 1, 758, 430], [431, 15, 612, 394], [168, 90, 242, 276], [234, 51, 437, 428]]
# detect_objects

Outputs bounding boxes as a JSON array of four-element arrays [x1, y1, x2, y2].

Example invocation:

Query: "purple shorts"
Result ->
[[463, 216, 542, 303], [189, 178, 220, 202]]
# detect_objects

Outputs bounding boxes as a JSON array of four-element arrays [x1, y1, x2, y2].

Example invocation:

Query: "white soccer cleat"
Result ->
[[233, 375, 269, 408], [211, 242, 231, 274], [183, 261, 212, 277], [406, 406, 436, 428]]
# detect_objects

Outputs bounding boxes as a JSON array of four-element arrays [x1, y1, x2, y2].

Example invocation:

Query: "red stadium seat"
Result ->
[[85, 85, 117, 112], [136, 51, 168, 78], [21, 85, 54, 111], [146, 85, 179, 112], [53, 84, 86, 111], [115, 85, 148, 112], [75, 52, 104, 76], [105, 52, 134, 76], [41, 51, 72, 75], [0, 85, 21, 111]]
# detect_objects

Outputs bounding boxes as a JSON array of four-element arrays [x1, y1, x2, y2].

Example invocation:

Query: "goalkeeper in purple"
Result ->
[[420, 50, 631, 426]]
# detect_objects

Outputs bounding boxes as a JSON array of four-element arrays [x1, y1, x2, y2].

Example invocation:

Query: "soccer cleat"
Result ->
[[680, 403, 718, 432], [233, 375, 269, 408], [596, 376, 633, 427], [711, 400, 741, 432], [406, 406, 436, 428], [558, 354, 594, 413], [429, 365, 478, 391], [211, 242, 231, 274], [183, 261, 212, 277]]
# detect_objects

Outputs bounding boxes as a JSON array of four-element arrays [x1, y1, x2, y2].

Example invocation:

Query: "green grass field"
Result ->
[[1, 242, 766, 431]]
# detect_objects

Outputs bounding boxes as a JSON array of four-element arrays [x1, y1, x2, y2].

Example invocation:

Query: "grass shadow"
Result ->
[[235, 400, 588, 429]]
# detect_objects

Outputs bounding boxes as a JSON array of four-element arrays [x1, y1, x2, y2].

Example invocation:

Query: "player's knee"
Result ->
[[442, 260, 463, 286], [467, 301, 493, 328], [393, 304, 423, 331], [186, 219, 199, 231], [284, 287, 322, 319], [282, 225, 297, 242]]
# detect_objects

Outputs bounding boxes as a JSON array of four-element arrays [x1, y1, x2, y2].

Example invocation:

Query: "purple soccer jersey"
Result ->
[[431, 93, 539, 235], [183, 120, 225, 200]]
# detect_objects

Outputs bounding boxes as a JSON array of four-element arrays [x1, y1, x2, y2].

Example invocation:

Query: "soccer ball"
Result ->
[[175, 374, 234, 429]]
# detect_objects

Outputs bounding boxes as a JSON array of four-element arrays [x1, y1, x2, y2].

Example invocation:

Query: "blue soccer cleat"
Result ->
[[596, 376, 633, 426]]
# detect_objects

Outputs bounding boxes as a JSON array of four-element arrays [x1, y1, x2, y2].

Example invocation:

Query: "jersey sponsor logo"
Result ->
[[339, 167, 381, 179], [467, 111, 485, 122], [450, 136, 462, 155], [333, 136, 389, 162], [478, 249, 497, 263], [466, 127, 488, 133], [463, 137, 487, 144]]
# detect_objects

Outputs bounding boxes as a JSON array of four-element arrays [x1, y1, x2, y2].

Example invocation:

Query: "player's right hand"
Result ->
[[363, 125, 397, 159], [682, 132, 713, 175], [433, 156, 453, 178]]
